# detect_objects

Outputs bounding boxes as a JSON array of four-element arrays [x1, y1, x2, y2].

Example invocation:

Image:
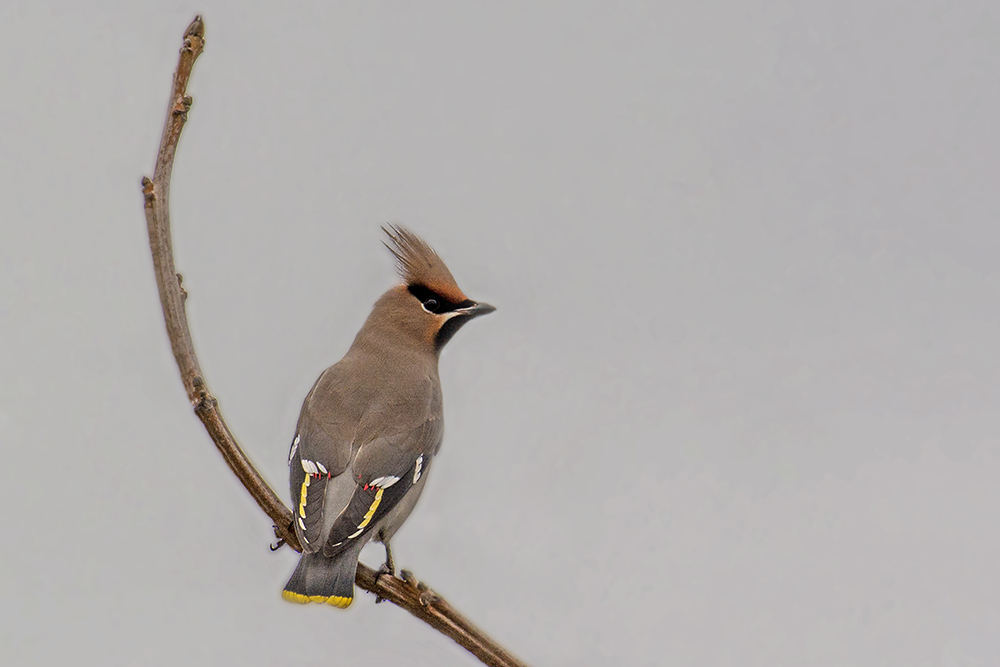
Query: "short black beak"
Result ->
[[436, 300, 495, 349], [457, 302, 496, 319]]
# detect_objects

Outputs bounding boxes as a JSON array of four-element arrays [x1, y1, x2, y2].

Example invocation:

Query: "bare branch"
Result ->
[[141, 17, 528, 667], [141, 15, 298, 550]]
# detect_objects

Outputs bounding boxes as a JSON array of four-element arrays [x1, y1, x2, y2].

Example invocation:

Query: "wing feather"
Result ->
[[322, 456, 430, 557]]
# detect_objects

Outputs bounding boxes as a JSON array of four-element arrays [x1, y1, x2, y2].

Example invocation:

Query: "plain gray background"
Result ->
[[2, 1, 999, 665]]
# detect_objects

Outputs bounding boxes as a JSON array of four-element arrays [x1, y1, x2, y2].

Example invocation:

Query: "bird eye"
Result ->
[[409, 285, 455, 313]]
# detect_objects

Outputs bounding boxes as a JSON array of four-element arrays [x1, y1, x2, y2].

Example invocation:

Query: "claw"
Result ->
[[375, 562, 395, 604], [269, 538, 286, 552]]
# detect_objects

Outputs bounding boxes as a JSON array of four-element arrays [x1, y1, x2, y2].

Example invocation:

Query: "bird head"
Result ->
[[359, 225, 494, 354]]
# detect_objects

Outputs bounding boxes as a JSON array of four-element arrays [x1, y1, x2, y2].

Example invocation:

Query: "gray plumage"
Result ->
[[282, 226, 494, 607]]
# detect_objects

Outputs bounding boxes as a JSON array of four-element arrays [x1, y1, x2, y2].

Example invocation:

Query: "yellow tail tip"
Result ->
[[326, 595, 353, 608], [282, 590, 353, 608]]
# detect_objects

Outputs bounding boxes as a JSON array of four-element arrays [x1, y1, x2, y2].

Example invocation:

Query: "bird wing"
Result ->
[[287, 423, 345, 552], [321, 417, 441, 557], [287, 368, 359, 552]]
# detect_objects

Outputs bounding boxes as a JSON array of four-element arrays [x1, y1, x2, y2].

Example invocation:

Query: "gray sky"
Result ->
[[2, 1, 999, 665]]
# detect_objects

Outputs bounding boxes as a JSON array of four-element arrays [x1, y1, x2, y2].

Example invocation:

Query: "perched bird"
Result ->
[[282, 225, 495, 608]]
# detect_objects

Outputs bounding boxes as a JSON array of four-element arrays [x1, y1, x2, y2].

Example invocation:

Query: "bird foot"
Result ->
[[269, 523, 294, 552], [374, 562, 395, 604]]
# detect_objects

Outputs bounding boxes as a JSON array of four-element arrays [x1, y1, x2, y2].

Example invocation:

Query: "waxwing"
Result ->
[[282, 225, 495, 607]]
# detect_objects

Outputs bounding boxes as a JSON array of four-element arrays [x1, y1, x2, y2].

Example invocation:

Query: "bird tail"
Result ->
[[282, 547, 362, 608]]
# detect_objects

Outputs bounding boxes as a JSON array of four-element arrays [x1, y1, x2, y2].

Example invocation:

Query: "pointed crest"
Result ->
[[382, 225, 467, 301]]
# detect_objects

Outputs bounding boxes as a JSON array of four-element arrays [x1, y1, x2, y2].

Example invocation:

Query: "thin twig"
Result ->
[[141, 16, 527, 667]]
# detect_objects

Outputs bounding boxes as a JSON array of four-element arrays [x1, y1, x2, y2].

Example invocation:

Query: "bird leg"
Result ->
[[381, 539, 395, 577], [374, 533, 395, 604]]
